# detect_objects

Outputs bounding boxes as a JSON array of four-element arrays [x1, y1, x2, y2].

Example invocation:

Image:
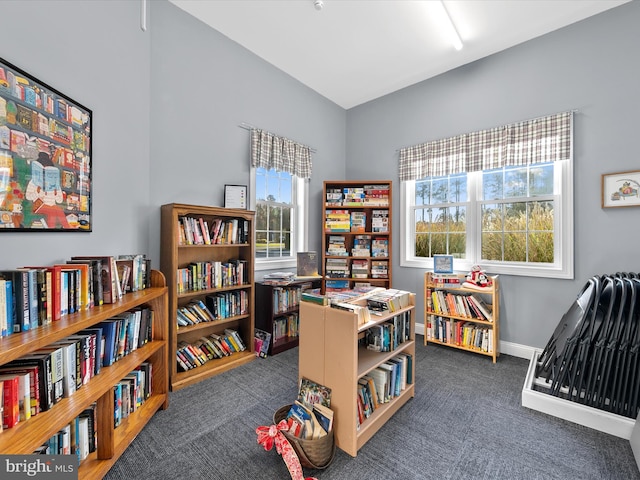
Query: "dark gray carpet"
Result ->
[[104, 337, 640, 480]]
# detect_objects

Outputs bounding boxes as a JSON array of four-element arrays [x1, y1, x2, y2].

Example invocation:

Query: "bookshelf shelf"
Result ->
[[0, 270, 169, 479], [160, 203, 256, 391], [322, 181, 392, 293], [255, 279, 321, 356], [299, 293, 415, 457], [424, 271, 500, 363]]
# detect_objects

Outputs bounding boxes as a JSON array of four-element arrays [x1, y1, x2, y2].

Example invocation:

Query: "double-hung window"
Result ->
[[249, 128, 312, 271], [400, 112, 573, 279]]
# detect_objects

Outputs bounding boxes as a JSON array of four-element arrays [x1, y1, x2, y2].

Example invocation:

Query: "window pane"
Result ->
[[482, 203, 502, 232], [449, 233, 466, 258], [267, 176, 279, 201], [256, 168, 267, 202], [415, 181, 430, 206], [431, 233, 447, 255], [482, 170, 503, 200], [505, 232, 527, 262], [504, 166, 527, 198], [503, 202, 526, 233], [482, 232, 503, 260], [528, 232, 554, 263], [528, 201, 554, 231], [268, 205, 281, 231], [449, 174, 467, 202], [415, 233, 429, 257], [431, 177, 448, 203], [529, 163, 554, 196]]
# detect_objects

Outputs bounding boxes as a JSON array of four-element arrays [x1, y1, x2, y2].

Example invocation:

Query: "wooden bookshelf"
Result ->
[[160, 203, 255, 391], [322, 181, 392, 293], [424, 271, 500, 363], [299, 293, 415, 457], [255, 278, 321, 356], [0, 270, 169, 480]]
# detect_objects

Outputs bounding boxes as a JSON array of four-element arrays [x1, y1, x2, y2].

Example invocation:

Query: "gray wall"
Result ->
[[148, 1, 346, 264], [1, 0, 151, 265], [1, 0, 638, 350], [346, 1, 640, 348]]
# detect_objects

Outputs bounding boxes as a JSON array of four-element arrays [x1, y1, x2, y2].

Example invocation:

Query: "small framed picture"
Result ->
[[433, 255, 454, 274], [224, 184, 247, 209], [601, 170, 640, 208]]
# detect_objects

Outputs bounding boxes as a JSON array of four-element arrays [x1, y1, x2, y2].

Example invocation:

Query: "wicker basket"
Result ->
[[273, 404, 336, 470]]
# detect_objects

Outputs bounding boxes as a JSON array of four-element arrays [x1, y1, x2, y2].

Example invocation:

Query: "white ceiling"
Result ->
[[168, 0, 630, 109]]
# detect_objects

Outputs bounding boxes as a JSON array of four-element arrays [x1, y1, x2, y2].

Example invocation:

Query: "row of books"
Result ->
[[0, 254, 150, 336], [362, 310, 412, 352], [427, 316, 494, 352], [273, 313, 298, 341], [175, 259, 248, 294], [176, 329, 246, 371], [272, 285, 305, 314], [325, 185, 390, 207], [324, 209, 389, 233], [34, 404, 97, 462], [325, 258, 389, 279], [366, 288, 412, 313], [176, 291, 249, 327], [427, 289, 492, 321], [428, 273, 463, 287], [0, 310, 153, 430], [33, 360, 151, 461], [178, 215, 250, 245], [356, 352, 413, 430]]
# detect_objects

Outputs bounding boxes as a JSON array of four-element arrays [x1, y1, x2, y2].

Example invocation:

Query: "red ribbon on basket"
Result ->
[[256, 420, 318, 480]]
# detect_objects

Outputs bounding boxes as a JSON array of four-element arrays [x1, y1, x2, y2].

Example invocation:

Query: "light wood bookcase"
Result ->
[[322, 180, 392, 293], [0, 270, 169, 480], [299, 294, 415, 457], [160, 203, 255, 390], [424, 272, 500, 363]]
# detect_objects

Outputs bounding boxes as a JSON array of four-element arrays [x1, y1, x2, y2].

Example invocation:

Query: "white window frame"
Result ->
[[250, 166, 309, 271], [400, 159, 573, 279]]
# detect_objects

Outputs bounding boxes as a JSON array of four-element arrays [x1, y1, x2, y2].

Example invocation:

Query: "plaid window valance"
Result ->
[[399, 111, 573, 181], [250, 129, 313, 179]]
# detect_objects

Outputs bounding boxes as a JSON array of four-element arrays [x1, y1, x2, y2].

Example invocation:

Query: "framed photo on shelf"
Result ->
[[224, 184, 247, 209], [601, 170, 640, 208], [433, 254, 454, 274], [0, 56, 92, 232]]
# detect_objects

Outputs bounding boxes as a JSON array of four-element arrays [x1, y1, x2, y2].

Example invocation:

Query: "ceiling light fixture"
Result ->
[[314, 0, 324, 11], [436, 0, 463, 51]]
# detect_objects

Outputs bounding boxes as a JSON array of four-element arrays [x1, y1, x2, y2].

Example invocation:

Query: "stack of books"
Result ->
[[371, 210, 389, 232], [351, 235, 371, 257], [324, 210, 351, 232]]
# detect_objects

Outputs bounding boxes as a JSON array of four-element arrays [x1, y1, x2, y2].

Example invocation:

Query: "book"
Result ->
[[70, 256, 116, 304], [254, 328, 272, 358], [297, 377, 331, 408], [0, 270, 30, 331], [312, 402, 334, 433], [296, 251, 319, 277], [0, 373, 20, 428]]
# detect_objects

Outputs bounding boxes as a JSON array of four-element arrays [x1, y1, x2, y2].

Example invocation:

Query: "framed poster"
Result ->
[[601, 170, 640, 208], [0, 56, 92, 231], [224, 184, 247, 209], [433, 254, 454, 274]]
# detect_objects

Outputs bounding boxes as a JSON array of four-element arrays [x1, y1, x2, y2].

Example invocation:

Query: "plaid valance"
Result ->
[[250, 129, 313, 179], [399, 111, 573, 181]]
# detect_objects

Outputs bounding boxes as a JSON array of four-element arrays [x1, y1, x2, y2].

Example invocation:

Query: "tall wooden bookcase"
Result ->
[[255, 278, 321, 356], [322, 180, 392, 292], [299, 294, 415, 457], [160, 203, 255, 391], [424, 272, 500, 363], [0, 270, 169, 480]]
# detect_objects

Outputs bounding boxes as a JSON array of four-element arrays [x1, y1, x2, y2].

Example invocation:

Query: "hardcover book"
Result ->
[[296, 251, 319, 277]]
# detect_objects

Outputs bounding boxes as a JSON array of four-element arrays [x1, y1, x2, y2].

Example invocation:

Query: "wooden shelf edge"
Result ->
[[171, 351, 255, 391], [176, 314, 250, 334], [426, 338, 498, 360]]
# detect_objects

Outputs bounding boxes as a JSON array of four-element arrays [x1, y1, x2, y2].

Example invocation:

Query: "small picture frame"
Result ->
[[433, 254, 454, 274], [601, 170, 640, 208], [224, 184, 247, 209]]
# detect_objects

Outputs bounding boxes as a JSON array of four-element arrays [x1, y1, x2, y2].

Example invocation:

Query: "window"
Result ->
[[252, 166, 308, 270], [248, 127, 313, 271], [400, 112, 573, 279]]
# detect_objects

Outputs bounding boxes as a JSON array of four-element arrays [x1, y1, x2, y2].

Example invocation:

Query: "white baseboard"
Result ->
[[521, 349, 635, 440]]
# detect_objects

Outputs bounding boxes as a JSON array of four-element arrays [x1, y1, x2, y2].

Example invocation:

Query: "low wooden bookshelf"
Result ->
[[0, 270, 169, 480], [424, 271, 500, 363], [160, 203, 256, 391], [299, 292, 415, 456]]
